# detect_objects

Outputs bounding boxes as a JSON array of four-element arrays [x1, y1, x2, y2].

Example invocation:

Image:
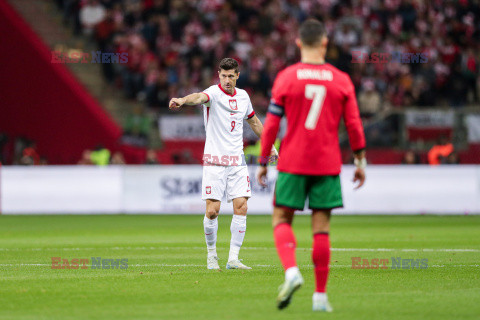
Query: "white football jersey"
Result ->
[[202, 84, 255, 166]]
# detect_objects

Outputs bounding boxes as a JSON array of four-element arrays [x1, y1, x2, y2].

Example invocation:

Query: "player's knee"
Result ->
[[206, 207, 219, 219], [234, 202, 247, 215]]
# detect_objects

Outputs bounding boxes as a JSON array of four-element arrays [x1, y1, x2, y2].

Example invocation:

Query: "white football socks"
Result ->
[[203, 215, 218, 258], [313, 292, 327, 302], [285, 266, 301, 281], [228, 214, 247, 262]]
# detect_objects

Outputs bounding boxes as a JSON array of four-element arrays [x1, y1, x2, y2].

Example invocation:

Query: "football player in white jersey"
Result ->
[[169, 58, 277, 270]]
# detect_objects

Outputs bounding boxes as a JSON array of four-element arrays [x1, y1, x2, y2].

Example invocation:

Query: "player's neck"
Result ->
[[220, 83, 235, 95], [301, 49, 326, 65]]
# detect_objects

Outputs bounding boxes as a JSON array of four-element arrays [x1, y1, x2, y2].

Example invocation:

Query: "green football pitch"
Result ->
[[0, 215, 479, 320]]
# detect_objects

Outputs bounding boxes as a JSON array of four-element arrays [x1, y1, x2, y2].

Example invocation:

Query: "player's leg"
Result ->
[[225, 165, 252, 270], [225, 196, 251, 269], [308, 175, 342, 312], [204, 199, 221, 269], [273, 172, 308, 309], [311, 209, 333, 312], [202, 165, 227, 270], [273, 206, 296, 272], [273, 206, 304, 309]]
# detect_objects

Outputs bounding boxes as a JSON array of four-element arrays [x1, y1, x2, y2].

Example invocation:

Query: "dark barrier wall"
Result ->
[[0, 1, 122, 164]]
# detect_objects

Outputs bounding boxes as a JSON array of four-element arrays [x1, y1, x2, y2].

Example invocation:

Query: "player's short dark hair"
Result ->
[[299, 19, 326, 46], [218, 58, 239, 74]]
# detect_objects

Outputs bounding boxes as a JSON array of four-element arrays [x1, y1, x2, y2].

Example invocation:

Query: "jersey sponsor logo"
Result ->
[[206, 186, 211, 194], [239, 230, 246, 233], [229, 99, 238, 110]]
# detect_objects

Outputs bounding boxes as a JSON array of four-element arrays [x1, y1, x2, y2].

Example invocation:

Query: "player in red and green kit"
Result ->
[[256, 19, 366, 312]]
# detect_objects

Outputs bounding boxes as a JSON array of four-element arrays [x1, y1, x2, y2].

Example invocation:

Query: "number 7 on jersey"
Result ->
[[304, 84, 326, 130]]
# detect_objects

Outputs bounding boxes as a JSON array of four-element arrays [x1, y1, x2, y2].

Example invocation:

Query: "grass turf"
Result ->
[[0, 215, 479, 320]]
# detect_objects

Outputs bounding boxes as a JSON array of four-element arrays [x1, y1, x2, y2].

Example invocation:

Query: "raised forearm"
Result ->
[[169, 92, 208, 109], [183, 92, 208, 105]]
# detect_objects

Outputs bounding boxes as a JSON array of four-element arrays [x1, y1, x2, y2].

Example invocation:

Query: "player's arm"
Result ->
[[343, 78, 367, 189], [246, 115, 263, 137], [169, 92, 209, 109], [256, 109, 282, 187], [247, 115, 278, 156], [352, 149, 366, 189]]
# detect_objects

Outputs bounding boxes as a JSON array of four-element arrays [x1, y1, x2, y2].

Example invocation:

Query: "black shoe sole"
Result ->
[[277, 283, 302, 310]]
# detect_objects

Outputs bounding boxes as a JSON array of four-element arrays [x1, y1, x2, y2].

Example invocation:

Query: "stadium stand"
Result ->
[[58, 0, 480, 110]]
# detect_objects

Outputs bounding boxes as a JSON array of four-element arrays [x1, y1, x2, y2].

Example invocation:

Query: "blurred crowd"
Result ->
[[0, 132, 460, 165], [55, 0, 480, 116], [402, 135, 459, 164], [0, 136, 48, 166], [0, 134, 163, 166]]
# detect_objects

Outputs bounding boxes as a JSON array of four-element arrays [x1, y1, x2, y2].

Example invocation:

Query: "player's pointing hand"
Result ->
[[169, 98, 185, 110]]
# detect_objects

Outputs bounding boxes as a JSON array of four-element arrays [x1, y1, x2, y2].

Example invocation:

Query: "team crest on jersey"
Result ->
[[206, 186, 211, 194], [229, 99, 238, 110]]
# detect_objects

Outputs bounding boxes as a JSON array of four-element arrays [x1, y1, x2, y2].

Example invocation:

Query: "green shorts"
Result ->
[[274, 172, 343, 210]]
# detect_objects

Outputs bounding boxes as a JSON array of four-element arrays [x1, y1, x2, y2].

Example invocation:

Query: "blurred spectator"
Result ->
[[428, 136, 455, 165], [95, 9, 116, 83], [80, 0, 106, 36], [61, 0, 82, 35], [170, 149, 198, 164], [243, 139, 259, 165], [110, 151, 126, 165], [244, 138, 281, 165], [445, 151, 459, 164], [145, 149, 159, 164], [171, 153, 181, 164], [14, 137, 29, 165], [358, 79, 382, 118], [90, 145, 111, 166], [402, 150, 421, 164], [78, 149, 93, 165], [181, 149, 197, 164], [447, 63, 468, 108], [462, 48, 478, 103], [20, 141, 40, 166], [39, 157, 49, 166], [333, 23, 358, 47], [0, 133, 8, 164], [121, 106, 151, 147]]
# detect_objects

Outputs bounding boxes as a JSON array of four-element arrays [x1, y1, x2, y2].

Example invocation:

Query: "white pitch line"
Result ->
[[0, 263, 479, 268], [331, 248, 480, 252], [0, 247, 479, 252]]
